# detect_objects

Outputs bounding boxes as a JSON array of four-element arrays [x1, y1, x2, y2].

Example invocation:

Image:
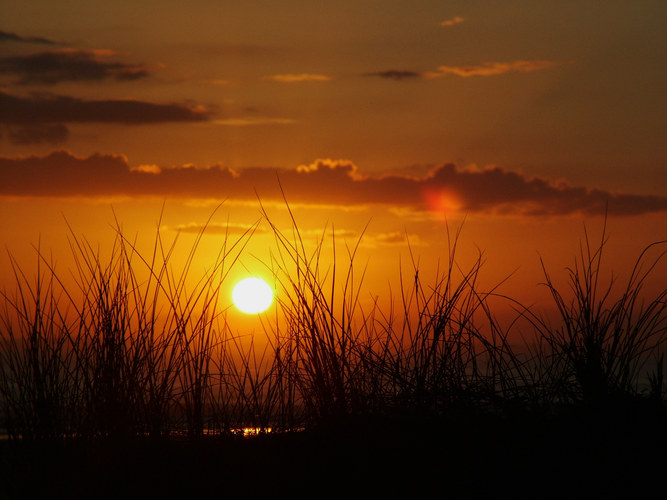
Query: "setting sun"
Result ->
[[232, 277, 274, 314]]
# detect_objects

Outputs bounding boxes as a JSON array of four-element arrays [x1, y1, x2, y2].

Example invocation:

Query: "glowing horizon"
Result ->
[[0, 1, 664, 331]]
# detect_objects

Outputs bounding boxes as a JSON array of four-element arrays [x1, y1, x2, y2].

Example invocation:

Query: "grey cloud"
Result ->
[[0, 152, 665, 217], [0, 31, 59, 45], [364, 70, 422, 81], [5, 123, 69, 145], [0, 90, 211, 124], [0, 49, 151, 85]]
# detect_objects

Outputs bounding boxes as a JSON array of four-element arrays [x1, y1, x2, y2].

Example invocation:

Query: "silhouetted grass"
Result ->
[[516, 220, 667, 408], [0, 206, 256, 439], [0, 204, 665, 498], [260, 199, 380, 424]]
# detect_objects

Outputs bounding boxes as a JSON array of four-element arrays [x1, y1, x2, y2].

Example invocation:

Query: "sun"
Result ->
[[232, 277, 274, 314]]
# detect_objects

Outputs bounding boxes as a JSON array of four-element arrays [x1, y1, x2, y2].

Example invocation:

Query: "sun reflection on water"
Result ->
[[232, 427, 273, 437]]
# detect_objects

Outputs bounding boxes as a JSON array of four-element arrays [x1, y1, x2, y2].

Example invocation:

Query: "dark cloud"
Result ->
[[0, 90, 211, 124], [0, 152, 665, 217], [0, 31, 58, 45], [0, 151, 238, 198], [364, 70, 422, 81], [5, 123, 68, 145], [0, 49, 151, 85]]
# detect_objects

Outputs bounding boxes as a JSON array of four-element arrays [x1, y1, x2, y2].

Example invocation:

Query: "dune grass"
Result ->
[[516, 221, 667, 407], [0, 207, 256, 439], [0, 206, 665, 442]]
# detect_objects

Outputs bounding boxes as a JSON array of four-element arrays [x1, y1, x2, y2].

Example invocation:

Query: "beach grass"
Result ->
[[0, 206, 664, 497]]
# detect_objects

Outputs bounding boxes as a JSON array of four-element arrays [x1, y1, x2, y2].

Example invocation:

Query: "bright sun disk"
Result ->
[[232, 277, 273, 314]]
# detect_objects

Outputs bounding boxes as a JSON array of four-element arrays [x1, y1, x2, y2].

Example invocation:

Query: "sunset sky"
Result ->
[[1, 1, 666, 322]]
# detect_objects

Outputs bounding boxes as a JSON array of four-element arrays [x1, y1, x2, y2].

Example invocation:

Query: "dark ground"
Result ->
[[1, 404, 664, 499]]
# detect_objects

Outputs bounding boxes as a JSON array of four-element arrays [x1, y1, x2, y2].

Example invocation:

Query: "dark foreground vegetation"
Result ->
[[2, 405, 664, 499], [1, 207, 665, 498]]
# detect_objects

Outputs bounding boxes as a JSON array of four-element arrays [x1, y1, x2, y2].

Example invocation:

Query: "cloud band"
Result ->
[[1, 152, 664, 217]]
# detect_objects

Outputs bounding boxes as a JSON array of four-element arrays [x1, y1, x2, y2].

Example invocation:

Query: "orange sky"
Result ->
[[1, 1, 666, 325]]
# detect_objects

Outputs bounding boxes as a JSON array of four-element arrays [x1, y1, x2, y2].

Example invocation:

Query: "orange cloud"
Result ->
[[440, 16, 464, 27], [296, 158, 362, 179], [426, 60, 561, 78], [367, 60, 561, 83], [371, 231, 425, 247], [131, 164, 162, 174], [1, 151, 665, 217], [263, 73, 332, 83], [170, 222, 265, 235]]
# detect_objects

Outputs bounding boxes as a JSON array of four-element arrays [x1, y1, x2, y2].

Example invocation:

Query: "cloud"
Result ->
[[282, 227, 359, 241], [364, 70, 422, 81], [365, 60, 560, 82], [0, 90, 211, 124], [0, 30, 58, 45], [170, 222, 265, 235], [426, 60, 561, 78], [5, 123, 68, 145], [0, 49, 152, 85], [277, 227, 422, 248], [1, 151, 665, 217], [263, 73, 332, 83], [372, 231, 422, 246], [440, 16, 464, 27]]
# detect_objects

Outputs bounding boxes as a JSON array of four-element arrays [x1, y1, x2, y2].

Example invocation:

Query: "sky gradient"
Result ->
[[1, 1, 665, 320]]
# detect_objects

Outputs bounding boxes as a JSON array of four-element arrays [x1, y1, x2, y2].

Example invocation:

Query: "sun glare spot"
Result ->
[[422, 188, 462, 216], [232, 277, 273, 314]]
